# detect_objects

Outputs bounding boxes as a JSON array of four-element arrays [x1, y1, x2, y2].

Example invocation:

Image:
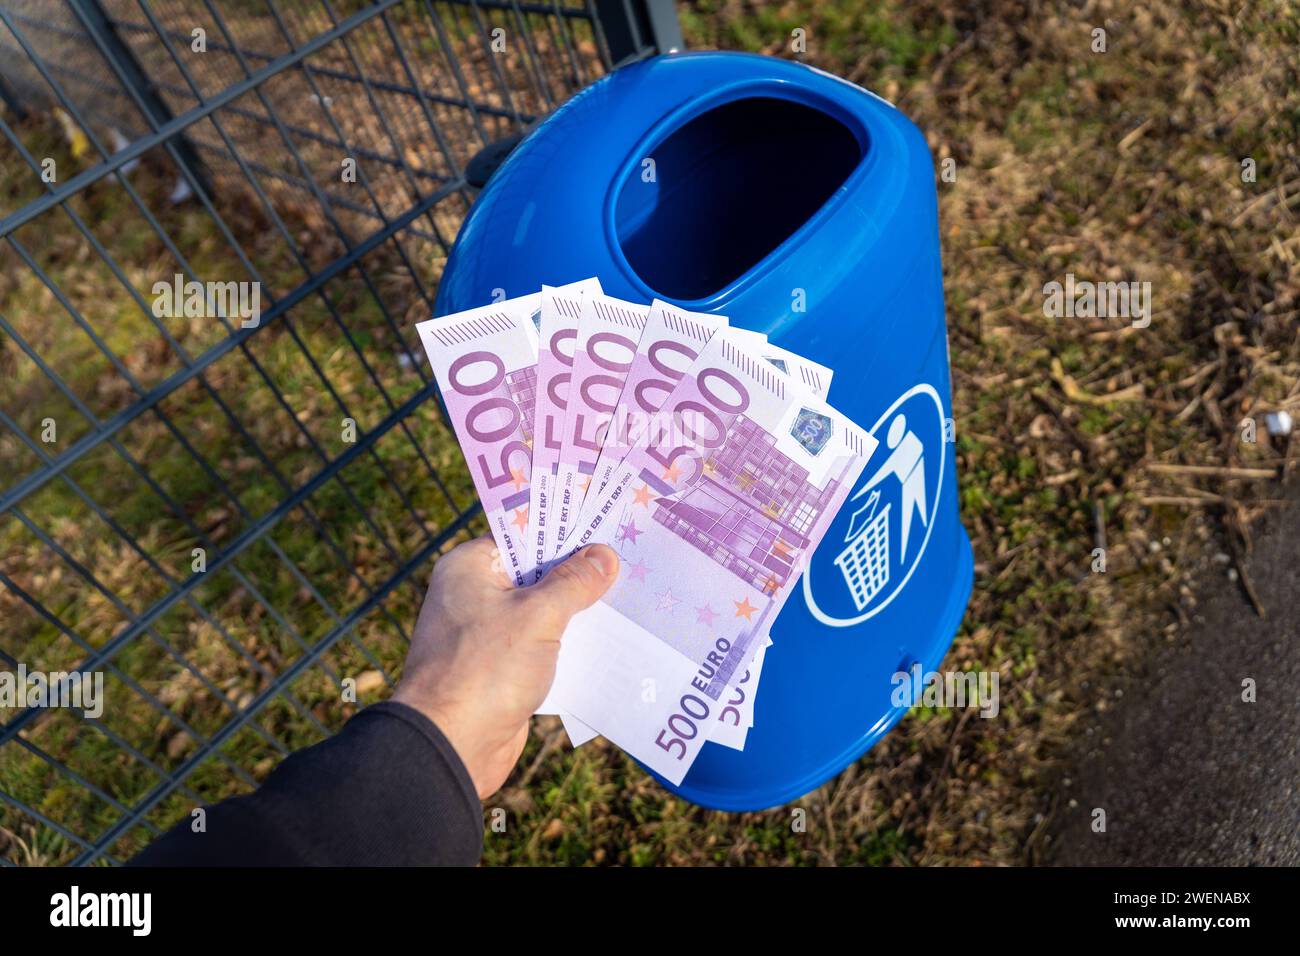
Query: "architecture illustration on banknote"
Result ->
[[648, 414, 846, 596], [508, 367, 539, 444]]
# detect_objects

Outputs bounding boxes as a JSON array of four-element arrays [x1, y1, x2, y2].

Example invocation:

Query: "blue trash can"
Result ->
[[435, 51, 974, 811]]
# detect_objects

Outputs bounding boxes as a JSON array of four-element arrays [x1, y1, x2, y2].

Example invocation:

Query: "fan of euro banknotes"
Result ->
[[416, 278, 879, 785]]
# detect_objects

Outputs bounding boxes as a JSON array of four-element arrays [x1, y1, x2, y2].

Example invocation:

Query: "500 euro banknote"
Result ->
[[549, 293, 650, 563], [584, 301, 729, 507], [523, 279, 601, 579], [416, 296, 541, 586], [549, 332, 877, 783], [529, 283, 592, 576], [550, 328, 833, 741], [569, 325, 834, 561], [710, 637, 771, 751], [564, 637, 772, 751]]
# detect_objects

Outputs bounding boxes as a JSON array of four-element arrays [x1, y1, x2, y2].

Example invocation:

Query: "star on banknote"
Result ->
[[655, 588, 681, 613]]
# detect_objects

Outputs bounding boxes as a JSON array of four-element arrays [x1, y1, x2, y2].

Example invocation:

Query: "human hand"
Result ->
[[393, 537, 619, 799]]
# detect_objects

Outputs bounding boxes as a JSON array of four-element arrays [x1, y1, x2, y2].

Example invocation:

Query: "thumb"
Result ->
[[531, 545, 620, 618]]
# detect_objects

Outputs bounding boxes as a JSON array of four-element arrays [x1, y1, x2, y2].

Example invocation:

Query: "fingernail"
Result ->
[[583, 544, 619, 579]]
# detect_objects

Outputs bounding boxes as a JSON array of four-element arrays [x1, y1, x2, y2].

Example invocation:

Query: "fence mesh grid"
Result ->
[[0, 0, 661, 866]]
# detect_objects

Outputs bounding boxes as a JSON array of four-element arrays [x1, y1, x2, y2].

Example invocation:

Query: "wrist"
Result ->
[[393, 686, 483, 794], [393, 684, 456, 746]]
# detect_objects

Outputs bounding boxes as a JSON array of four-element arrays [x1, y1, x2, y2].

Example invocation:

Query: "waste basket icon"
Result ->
[[435, 51, 974, 810], [836, 489, 891, 612]]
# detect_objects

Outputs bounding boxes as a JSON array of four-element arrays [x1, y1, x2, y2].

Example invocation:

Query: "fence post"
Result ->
[[65, 0, 209, 196], [641, 0, 685, 54], [594, 0, 684, 65], [465, 0, 682, 187]]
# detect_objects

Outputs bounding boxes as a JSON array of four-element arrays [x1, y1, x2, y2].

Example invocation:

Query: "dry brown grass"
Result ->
[[479, 0, 1298, 865], [2, 0, 1296, 866]]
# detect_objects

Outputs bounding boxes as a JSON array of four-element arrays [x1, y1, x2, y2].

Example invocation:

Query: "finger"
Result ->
[[527, 544, 619, 618]]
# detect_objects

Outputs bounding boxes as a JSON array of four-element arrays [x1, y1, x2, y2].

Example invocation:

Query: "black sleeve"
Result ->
[[129, 701, 483, 866]]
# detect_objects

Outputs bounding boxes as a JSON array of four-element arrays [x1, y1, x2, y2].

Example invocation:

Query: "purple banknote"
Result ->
[[710, 637, 770, 751], [550, 293, 649, 562], [549, 332, 877, 783], [416, 296, 541, 586], [526, 280, 600, 580], [582, 301, 729, 510], [569, 324, 834, 552]]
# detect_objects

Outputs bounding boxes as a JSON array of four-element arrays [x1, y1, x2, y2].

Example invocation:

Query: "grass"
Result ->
[[3, 0, 1299, 865]]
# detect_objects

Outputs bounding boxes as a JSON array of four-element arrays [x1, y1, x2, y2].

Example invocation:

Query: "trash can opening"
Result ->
[[614, 96, 864, 301]]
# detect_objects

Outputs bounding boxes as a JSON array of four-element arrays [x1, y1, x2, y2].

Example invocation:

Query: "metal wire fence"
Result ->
[[0, 0, 678, 866]]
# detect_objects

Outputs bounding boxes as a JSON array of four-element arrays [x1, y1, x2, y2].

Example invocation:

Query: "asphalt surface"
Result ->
[[1051, 491, 1300, 866]]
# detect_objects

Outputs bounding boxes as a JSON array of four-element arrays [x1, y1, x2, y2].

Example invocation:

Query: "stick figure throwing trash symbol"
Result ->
[[855, 413, 928, 561], [806, 383, 948, 627]]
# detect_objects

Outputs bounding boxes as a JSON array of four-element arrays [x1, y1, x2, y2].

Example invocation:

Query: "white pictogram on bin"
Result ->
[[834, 489, 891, 611], [805, 384, 946, 628]]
